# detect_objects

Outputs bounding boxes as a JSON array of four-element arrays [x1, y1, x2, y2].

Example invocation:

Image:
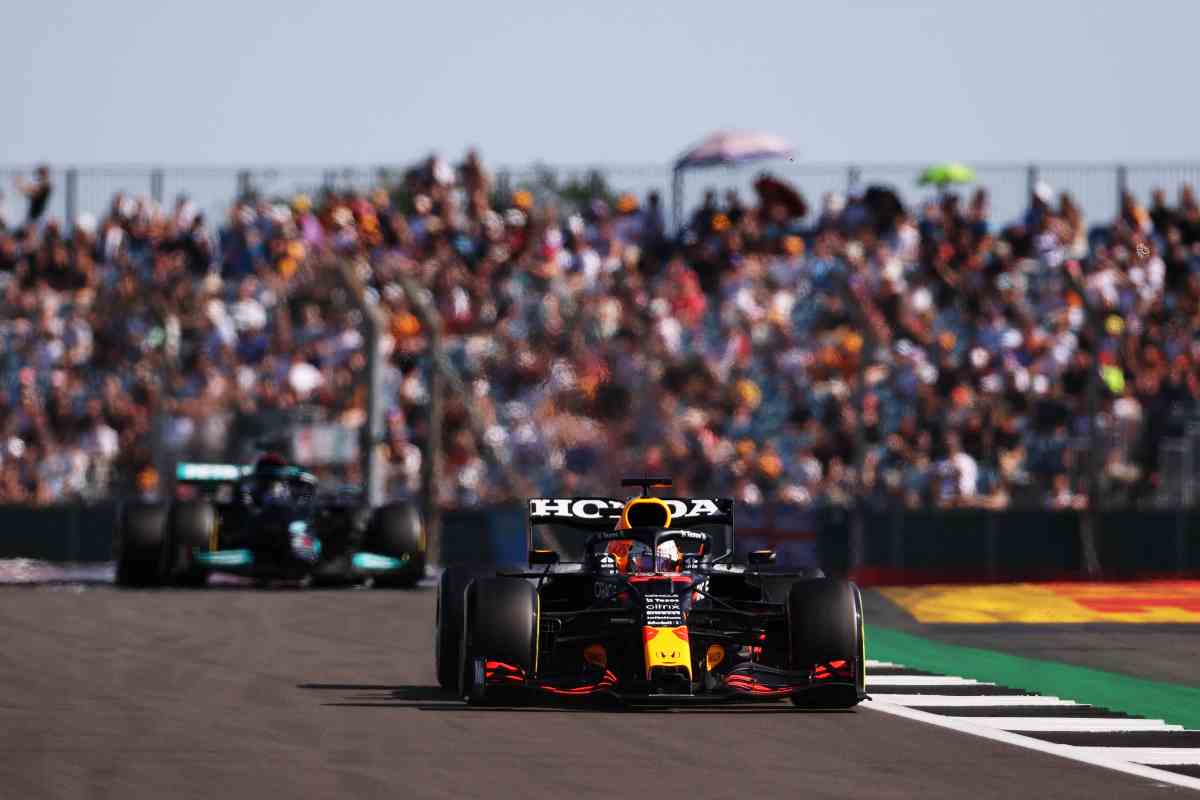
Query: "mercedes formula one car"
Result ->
[[435, 478, 866, 707], [116, 454, 425, 587]]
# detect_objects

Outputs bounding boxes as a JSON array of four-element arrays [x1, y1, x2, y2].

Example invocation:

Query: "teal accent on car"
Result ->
[[176, 463, 247, 481], [193, 549, 254, 567], [351, 552, 409, 571]]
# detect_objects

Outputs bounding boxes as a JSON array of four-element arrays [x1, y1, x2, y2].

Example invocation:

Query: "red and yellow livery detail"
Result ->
[[642, 625, 692, 680]]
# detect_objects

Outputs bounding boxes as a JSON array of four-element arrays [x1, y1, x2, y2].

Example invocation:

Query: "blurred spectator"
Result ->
[[13, 166, 53, 225]]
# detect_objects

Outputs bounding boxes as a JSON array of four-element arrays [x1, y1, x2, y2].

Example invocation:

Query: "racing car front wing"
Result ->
[[474, 657, 856, 703]]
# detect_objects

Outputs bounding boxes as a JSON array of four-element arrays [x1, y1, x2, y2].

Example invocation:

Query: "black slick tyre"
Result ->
[[786, 578, 865, 708], [115, 503, 168, 587], [460, 578, 537, 704], [435, 565, 489, 690], [364, 503, 426, 588], [163, 501, 216, 586]]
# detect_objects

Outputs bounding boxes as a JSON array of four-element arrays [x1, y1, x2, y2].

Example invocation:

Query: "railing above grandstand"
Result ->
[[5, 161, 1200, 236]]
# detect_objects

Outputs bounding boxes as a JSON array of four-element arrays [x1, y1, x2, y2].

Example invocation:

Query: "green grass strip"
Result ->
[[866, 624, 1200, 730]]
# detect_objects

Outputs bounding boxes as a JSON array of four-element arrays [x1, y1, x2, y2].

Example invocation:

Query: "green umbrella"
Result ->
[[918, 162, 976, 187]]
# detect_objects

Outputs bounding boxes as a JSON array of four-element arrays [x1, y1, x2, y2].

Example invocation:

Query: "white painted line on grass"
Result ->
[[865, 699, 1200, 792]]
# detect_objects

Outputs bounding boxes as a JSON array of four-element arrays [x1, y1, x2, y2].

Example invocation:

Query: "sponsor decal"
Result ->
[[644, 593, 685, 627], [192, 548, 254, 567], [176, 463, 246, 481], [529, 498, 621, 518], [529, 497, 728, 521], [352, 552, 407, 571]]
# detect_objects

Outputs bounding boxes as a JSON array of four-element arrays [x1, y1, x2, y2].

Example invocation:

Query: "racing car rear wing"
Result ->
[[175, 462, 317, 484], [526, 496, 735, 566], [527, 497, 734, 531], [176, 463, 250, 482]]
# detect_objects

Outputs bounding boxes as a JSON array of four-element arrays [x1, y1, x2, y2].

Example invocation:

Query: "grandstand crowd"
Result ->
[[1, 155, 1198, 509]]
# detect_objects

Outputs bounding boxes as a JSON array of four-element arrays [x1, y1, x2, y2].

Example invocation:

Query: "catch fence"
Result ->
[[6, 161, 1200, 234]]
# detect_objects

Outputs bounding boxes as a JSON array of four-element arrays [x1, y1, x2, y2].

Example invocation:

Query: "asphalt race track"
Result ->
[[3, 583, 1197, 799]]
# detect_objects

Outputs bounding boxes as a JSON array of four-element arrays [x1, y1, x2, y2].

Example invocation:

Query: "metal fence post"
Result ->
[[65, 168, 78, 228], [1026, 163, 1038, 199], [151, 168, 164, 206], [1116, 164, 1128, 210], [236, 170, 252, 199], [847, 165, 861, 194], [671, 166, 684, 234]]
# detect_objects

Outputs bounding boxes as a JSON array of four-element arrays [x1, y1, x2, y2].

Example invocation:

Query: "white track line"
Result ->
[[866, 694, 1079, 707], [1070, 748, 1200, 766], [866, 700, 1200, 792], [865, 660, 898, 668], [966, 718, 1184, 732], [867, 675, 991, 687]]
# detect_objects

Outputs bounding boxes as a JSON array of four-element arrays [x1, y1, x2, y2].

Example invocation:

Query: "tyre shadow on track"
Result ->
[[295, 683, 859, 714]]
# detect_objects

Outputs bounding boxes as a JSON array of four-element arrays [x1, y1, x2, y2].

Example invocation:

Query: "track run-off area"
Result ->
[[3, 577, 1200, 798]]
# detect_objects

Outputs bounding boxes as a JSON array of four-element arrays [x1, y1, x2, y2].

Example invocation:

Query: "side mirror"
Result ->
[[529, 548, 559, 566], [748, 549, 776, 566]]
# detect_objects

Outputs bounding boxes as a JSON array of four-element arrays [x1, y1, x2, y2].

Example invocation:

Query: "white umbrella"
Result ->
[[674, 130, 793, 170]]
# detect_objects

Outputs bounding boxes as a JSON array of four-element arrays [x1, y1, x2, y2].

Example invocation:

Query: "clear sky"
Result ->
[[3, 0, 1194, 167]]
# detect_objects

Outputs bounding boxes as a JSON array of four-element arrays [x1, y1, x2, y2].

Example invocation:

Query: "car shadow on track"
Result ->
[[295, 683, 859, 714]]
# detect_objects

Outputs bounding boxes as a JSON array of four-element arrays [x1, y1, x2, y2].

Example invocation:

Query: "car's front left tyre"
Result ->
[[786, 578, 865, 709]]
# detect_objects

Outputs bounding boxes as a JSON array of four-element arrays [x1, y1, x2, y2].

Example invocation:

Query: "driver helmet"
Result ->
[[655, 539, 683, 572], [253, 479, 291, 506], [606, 539, 684, 574], [250, 453, 290, 506]]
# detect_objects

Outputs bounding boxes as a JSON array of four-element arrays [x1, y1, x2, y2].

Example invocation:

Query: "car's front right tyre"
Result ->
[[115, 503, 168, 587], [459, 577, 538, 705]]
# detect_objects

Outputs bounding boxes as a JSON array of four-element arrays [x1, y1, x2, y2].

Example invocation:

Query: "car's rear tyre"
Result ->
[[364, 503, 426, 588], [435, 565, 490, 690], [163, 501, 216, 586], [786, 578, 865, 708], [460, 578, 537, 704], [115, 503, 168, 587]]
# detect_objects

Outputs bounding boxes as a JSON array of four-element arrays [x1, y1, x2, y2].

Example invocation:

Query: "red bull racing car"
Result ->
[[435, 478, 866, 706]]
